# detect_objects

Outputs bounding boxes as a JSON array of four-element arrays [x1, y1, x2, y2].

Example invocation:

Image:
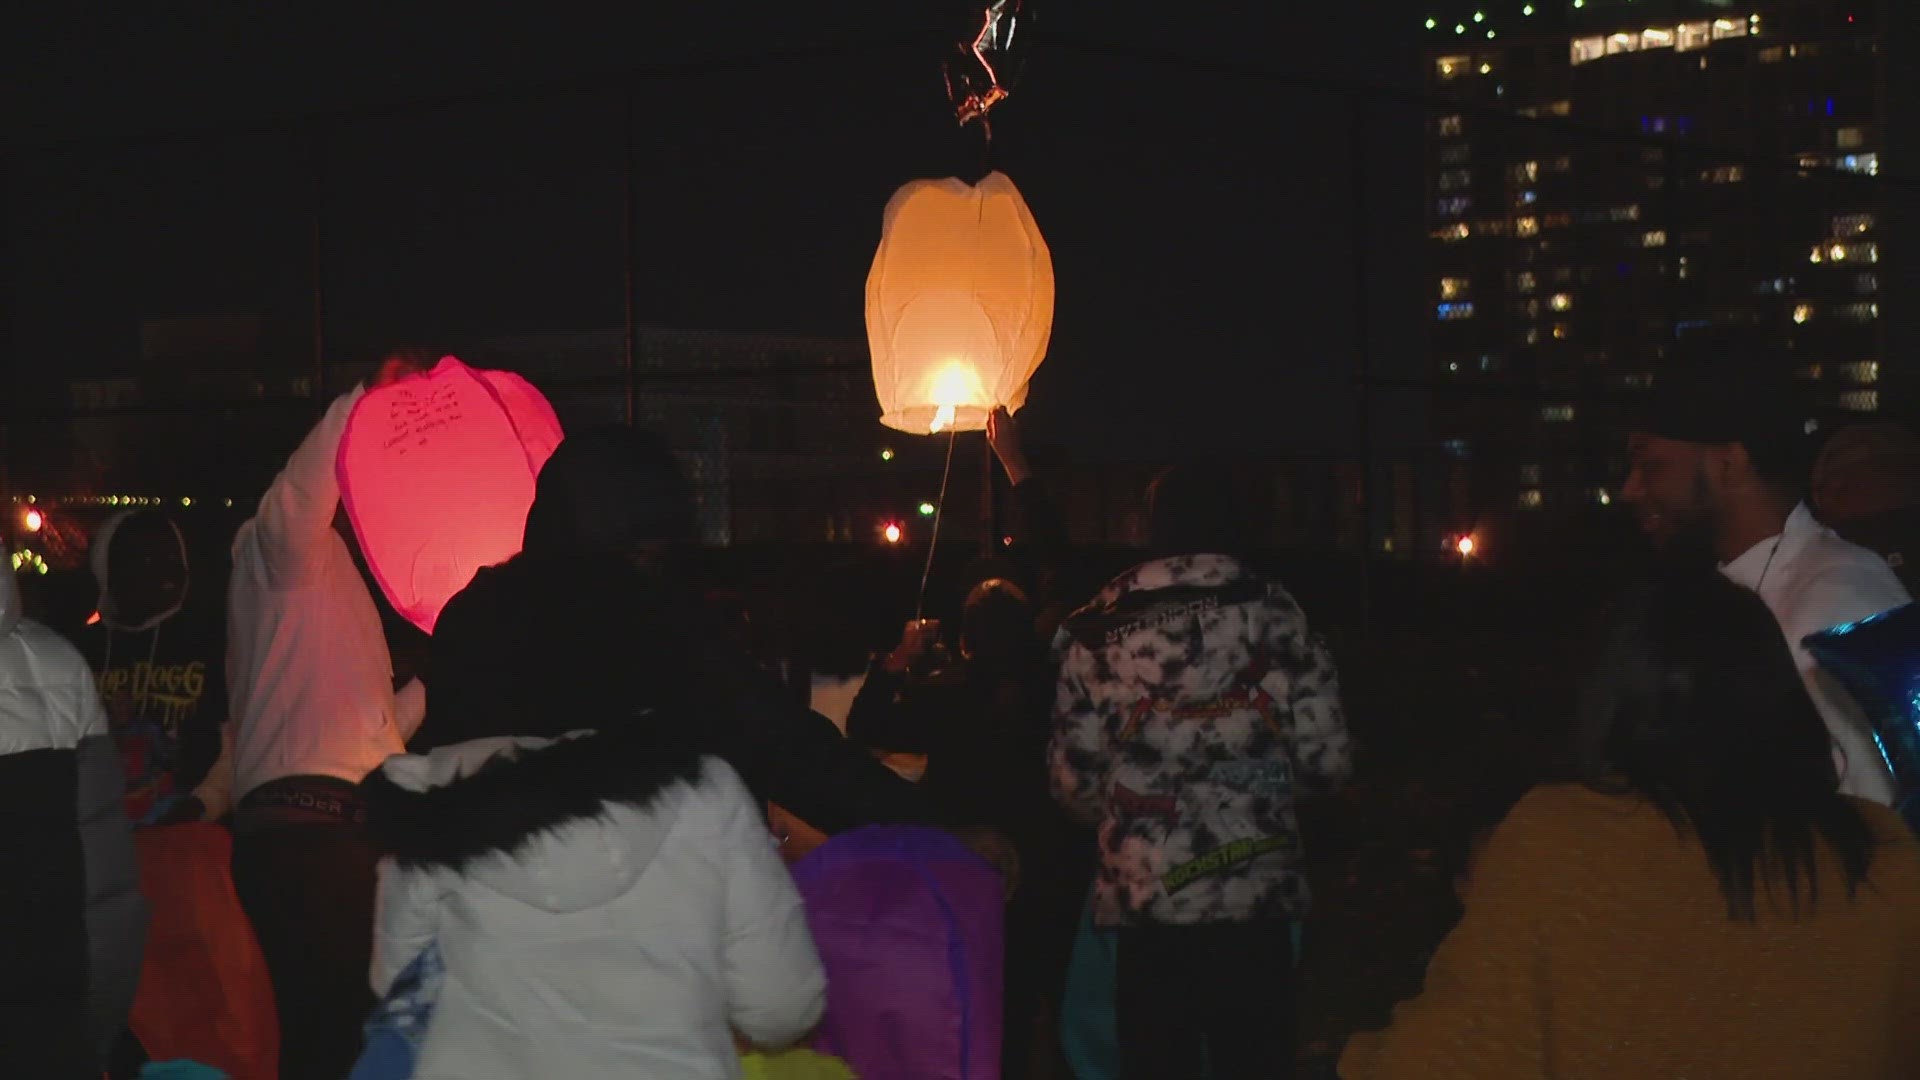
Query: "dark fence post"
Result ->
[[309, 125, 328, 402], [622, 83, 638, 426]]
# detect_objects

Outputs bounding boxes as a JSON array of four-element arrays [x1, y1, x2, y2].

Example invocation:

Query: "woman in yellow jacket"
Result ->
[[1342, 571, 1920, 1079]]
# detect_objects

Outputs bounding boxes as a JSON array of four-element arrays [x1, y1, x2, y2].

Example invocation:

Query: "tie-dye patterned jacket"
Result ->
[[1049, 553, 1352, 927]]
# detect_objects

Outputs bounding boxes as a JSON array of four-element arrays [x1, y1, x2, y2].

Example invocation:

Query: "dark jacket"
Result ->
[[421, 551, 934, 835], [422, 424, 933, 833], [78, 512, 228, 824], [850, 652, 1063, 836]]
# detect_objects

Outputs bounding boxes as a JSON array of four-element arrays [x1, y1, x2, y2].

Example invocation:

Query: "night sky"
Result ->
[[3, 1, 1430, 463]]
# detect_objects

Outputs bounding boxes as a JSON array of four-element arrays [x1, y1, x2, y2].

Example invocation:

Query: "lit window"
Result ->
[[1518, 189, 1538, 206], [1437, 115, 1464, 137], [1757, 45, 1785, 63], [1438, 168, 1473, 192], [1437, 302, 1477, 321], [1514, 161, 1540, 183], [1837, 361, 1880, 384], [1520, 489, 1545, 509], [1676, 21, 1713, 51], [1704, 165, 1745, 183], [1523, 328, 1542, 345], [1810, 240, 1878, 264], [1642, 230, 1668, 247], [1595, 488, 1613, 506], [1439, 144, 1472, 165], [1837, 127, 1866, 150], [1839, 390, 1880, 413], [1550, 292, 1574, 312], [1571, 36, 1607, 64], [1841, 153, 1880, 175], [1548, 102, 1572, 118], [1611, 205, 1641, 222], [1856, 272, 1879, 294], [1514, 271, 1538, 293], [1794, 303, 1814, 324], [1436, 222, 1472, 242], [1541, 405, 1576, 422], [1607, 32, 1640, 56], [1521, 464, 1542, 484], [1518, 299, 1543, 318], [1642, 28, 1675, 49], [1437, 196, 1472, 217], [1516, 216, 1540, 237], [1439, 276, 1471, 300], [1552, 323, 1571, 340], [1711, 17, 1747, 40], [1480, 354, 1499, 372], [1435, 54, 1472, 80], [1832, 213, 1874, 235]]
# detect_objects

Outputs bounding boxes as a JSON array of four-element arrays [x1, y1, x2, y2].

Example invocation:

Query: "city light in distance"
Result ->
[[1455, 23, 1466, 33], [1523, 4, 1534, 13], [1425, 17, 1437, 29], [880, 448, 895, 462], [883, 522, 904, 544], [1472, 11, 1484, 22], [918, 501, 937, 517], [22, 508, 43, 532], [1456, 535, 1476, 558]]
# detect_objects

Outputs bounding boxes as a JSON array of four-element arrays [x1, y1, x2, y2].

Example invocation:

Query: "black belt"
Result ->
[[237, 777, 367, 828]]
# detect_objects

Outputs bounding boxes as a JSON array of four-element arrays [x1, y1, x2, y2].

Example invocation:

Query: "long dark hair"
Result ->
[[1568, 570, 1875, 920]]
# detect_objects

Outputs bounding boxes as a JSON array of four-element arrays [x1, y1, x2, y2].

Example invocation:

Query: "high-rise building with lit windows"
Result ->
[[1420, 0, 1909, 522]]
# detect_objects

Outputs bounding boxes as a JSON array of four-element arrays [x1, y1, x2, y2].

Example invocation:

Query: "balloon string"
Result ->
[[915, 426, 960, 622]]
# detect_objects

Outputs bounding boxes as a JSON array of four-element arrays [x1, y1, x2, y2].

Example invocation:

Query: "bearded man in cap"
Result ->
[[1621, 325, 1909, 804]]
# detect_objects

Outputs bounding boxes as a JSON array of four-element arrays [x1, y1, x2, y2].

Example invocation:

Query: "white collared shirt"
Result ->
[[1721, 503, 1910, 804]]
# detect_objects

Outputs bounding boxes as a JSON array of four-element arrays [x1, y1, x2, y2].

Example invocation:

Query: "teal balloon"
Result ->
[[1805, 601, 1920, 833]]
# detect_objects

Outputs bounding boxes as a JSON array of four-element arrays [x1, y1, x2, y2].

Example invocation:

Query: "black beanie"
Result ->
[[521, 425, 697, 556], [1628, 323, 1815, 483]]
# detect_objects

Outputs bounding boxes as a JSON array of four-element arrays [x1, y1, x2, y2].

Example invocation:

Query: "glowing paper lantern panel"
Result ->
[[866, 171, 1054, 435], [337, 356, 564, 634]]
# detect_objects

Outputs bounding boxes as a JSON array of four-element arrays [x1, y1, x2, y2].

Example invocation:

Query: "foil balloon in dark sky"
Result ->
[[1805, 601, 1920, 833], [943, 0, 1031, 127]]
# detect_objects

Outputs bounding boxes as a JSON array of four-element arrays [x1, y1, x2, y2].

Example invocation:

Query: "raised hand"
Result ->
[[986, 407, 1031, 486]]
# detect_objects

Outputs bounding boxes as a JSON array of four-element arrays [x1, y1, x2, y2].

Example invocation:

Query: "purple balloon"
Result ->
[[789, 826, 1005, 1080]]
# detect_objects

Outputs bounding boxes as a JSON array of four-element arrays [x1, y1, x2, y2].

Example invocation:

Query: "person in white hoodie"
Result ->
[[0, 559, 147, 1076], [226, 355, 429, 1080], [360, 552, 827, 1079]]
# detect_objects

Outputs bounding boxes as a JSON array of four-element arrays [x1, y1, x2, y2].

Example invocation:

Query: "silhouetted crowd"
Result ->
[[9, 329, 1920, 1079]]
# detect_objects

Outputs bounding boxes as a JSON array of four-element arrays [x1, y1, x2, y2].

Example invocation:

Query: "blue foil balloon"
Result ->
[[1804, 601, 1920, 833]]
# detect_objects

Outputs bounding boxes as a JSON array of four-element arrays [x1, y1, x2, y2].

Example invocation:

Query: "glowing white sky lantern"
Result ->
[[337, 356, 564, 634], [866, 170, 1054, 436]]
